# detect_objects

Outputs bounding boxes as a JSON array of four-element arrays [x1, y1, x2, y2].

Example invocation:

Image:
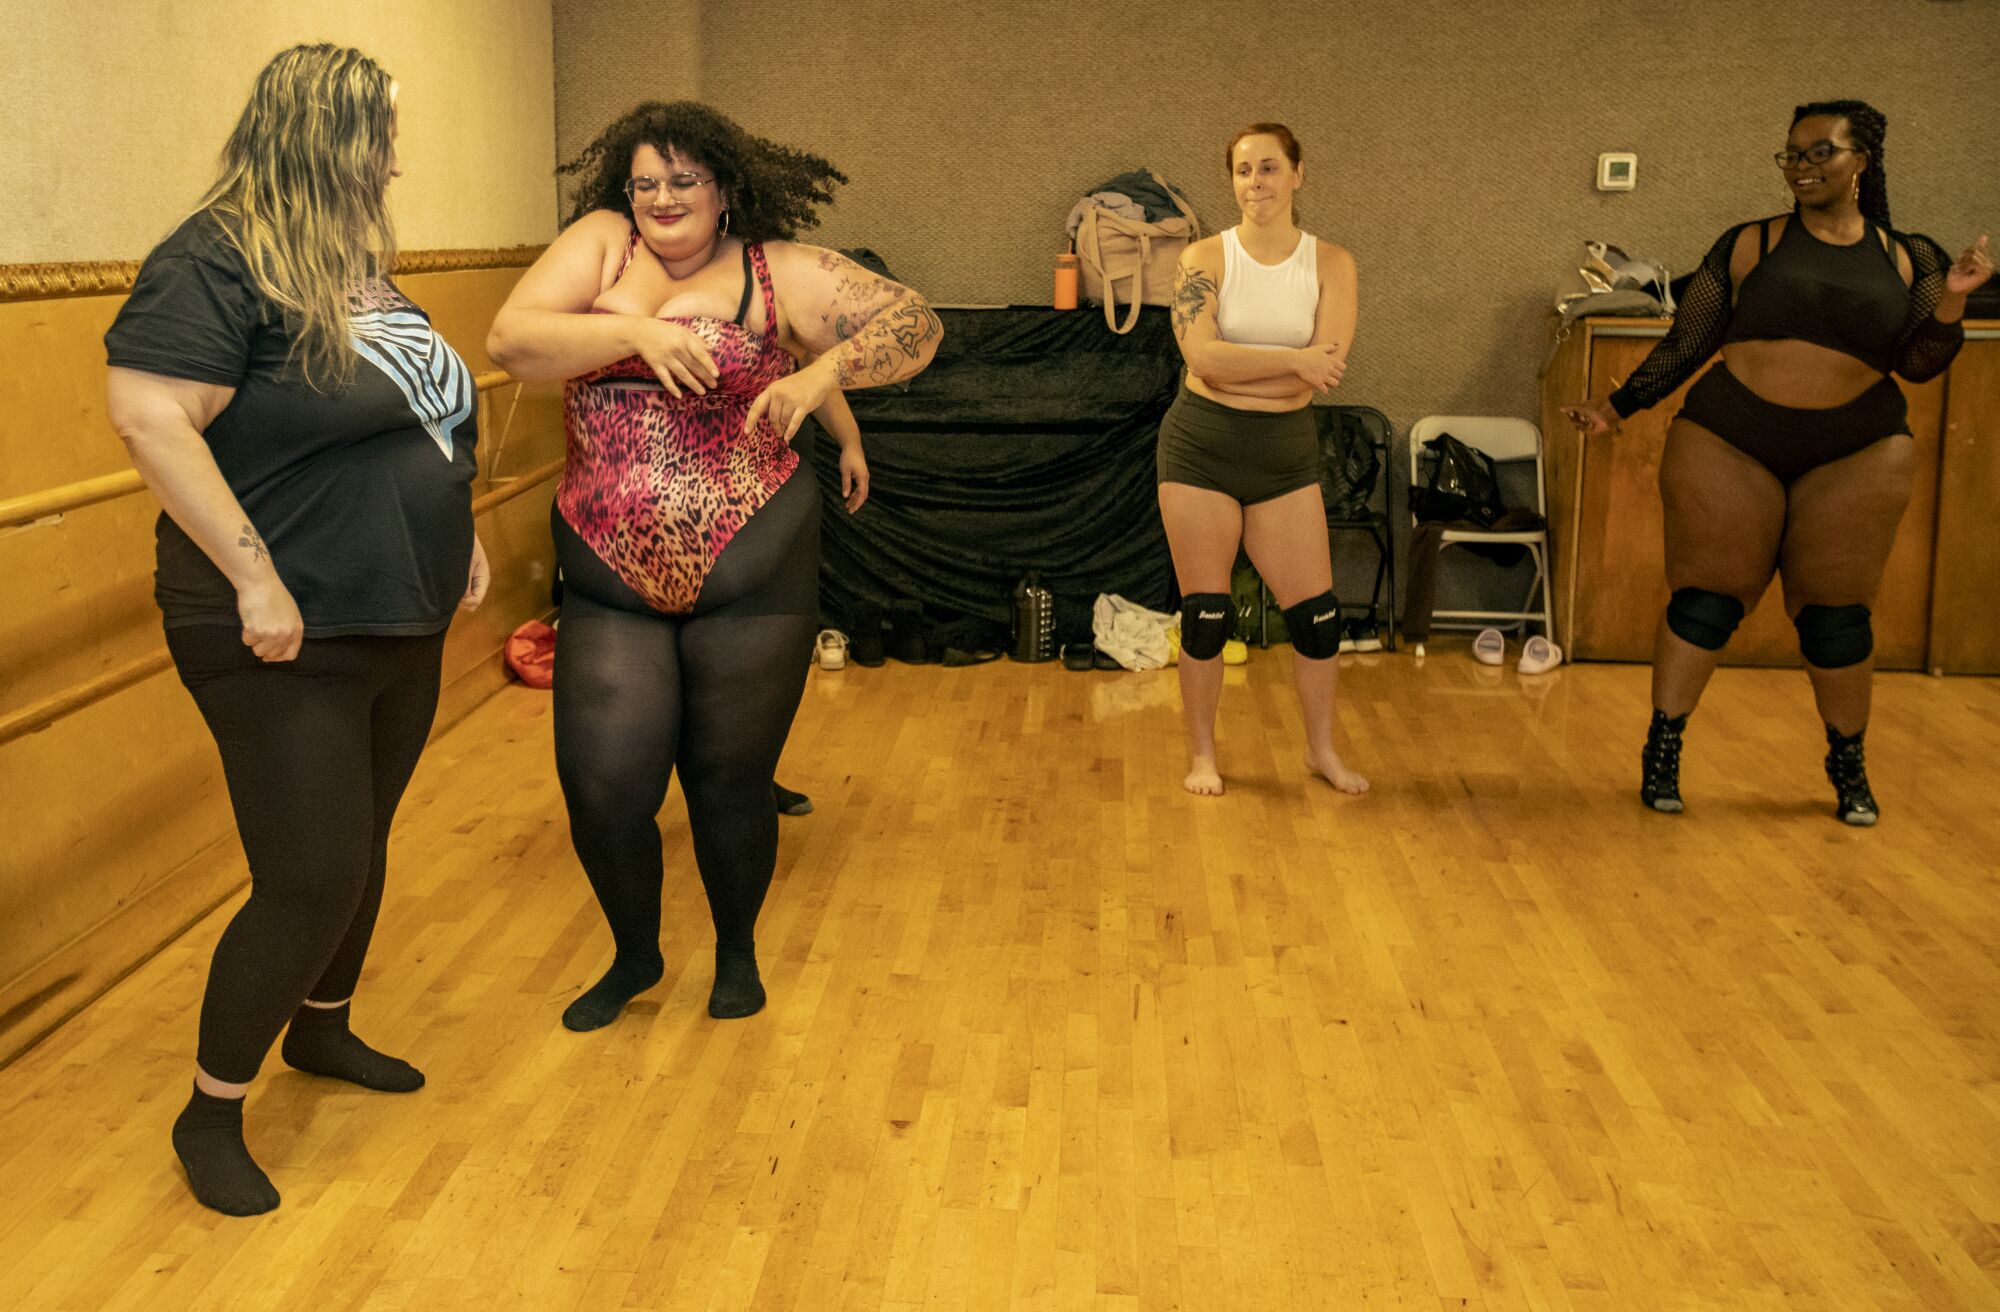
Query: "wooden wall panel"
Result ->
[[1535, 326, 1591, 655], [1928, 337, 2000, 674], [0, 259, 562, 1065]]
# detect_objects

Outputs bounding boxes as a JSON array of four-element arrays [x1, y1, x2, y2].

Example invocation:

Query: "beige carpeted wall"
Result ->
[[1, 0, 559, 262], [552, 0, 702, 182], [557, 0, 1998, 428]]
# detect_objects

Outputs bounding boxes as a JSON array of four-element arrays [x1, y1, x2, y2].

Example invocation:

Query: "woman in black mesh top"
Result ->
[[1565, 100, 1992, 824]]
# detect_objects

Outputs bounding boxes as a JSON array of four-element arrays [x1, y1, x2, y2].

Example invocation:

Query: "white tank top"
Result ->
[[1216, 227, 1319, 349]]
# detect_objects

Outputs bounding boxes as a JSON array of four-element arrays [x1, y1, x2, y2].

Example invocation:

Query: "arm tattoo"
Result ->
[[833, 299, 943, 387], [810, 251, 943, 387], [1170, 265, 1217, 337], [238, 523, 268, 564]]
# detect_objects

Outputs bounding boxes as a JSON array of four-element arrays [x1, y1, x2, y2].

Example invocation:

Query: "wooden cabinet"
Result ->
[[1929, 334, 2000, 673], [1538, 318, 1999, 671]]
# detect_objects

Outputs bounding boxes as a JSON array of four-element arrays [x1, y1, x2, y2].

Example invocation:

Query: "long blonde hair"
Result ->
[[198, 44, 399, 390]]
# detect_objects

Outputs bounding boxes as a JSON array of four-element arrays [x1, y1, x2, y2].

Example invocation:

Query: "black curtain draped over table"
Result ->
[[807, 305, 1180, 648]]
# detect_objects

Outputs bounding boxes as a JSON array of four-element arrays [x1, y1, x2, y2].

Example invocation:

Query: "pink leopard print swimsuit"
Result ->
[[558, 236, 800, 614]]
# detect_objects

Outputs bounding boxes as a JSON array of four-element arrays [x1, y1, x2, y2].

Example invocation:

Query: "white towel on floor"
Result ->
[[1093, 594, 1175, 671]]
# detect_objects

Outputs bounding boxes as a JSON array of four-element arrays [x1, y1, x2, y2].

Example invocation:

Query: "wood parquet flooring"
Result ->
[[4, 645, 1999, 1310]]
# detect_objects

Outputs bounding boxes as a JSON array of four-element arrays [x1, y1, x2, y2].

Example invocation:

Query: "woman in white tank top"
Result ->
[[1157, 122, 1367, 799]]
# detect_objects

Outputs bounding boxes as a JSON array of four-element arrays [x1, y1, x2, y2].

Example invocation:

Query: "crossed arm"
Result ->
[[1170, 240, 1356, 401]]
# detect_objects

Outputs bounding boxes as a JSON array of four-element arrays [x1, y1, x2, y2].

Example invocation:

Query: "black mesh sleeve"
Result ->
[[1608, 223, 1751, 419], [1892, 231, 1966, 383]]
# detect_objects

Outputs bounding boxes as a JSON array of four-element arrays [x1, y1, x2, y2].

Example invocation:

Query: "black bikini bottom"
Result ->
[[1678, 362, 1908, 484]]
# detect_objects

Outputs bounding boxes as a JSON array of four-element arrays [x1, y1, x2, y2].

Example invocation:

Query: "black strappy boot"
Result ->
[[1824, 725, 1879, 826], [1641, 710, 1687, 813]]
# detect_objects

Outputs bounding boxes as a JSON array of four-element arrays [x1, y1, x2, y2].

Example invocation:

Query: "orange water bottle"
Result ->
[[1054, 251, 1079, 310]]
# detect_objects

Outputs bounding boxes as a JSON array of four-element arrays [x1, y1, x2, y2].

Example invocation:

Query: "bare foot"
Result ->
[[1184, 757, 1225, 796], [1306, 748, 1370, 795]]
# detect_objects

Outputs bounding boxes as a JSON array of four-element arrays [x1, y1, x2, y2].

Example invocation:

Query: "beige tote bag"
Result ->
[[1075, 173, 1202, 334]]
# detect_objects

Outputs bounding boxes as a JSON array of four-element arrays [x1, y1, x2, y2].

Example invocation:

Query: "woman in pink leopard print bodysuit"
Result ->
[[490, 102, 940, 1027]]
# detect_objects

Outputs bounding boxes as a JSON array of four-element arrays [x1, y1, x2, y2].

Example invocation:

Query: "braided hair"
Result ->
[[1792, 99, 1891, 229], [559, 101, 847, 240]]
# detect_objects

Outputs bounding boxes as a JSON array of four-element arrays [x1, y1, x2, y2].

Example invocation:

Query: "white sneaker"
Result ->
[[815, 629, 849, 671]]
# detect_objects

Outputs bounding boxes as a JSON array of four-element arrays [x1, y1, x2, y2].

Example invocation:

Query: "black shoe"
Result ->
[[887, 600, 930, 664], [1641, 710, 1687, 813], [773, 782, 813, 817], [1824, 726, 1879, 826], [849, 603, 886, 667]]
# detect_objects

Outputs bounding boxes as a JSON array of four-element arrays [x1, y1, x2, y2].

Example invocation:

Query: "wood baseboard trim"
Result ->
[[0, 838, 247, 1069]]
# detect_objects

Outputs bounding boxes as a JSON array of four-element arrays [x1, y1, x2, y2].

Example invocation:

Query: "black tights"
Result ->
[[552, 471, 818, 1016], [166, 625, 445, 1084]]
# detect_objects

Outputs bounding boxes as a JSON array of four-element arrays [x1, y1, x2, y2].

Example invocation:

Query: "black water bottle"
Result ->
[[1010, 575, 1054, 662]]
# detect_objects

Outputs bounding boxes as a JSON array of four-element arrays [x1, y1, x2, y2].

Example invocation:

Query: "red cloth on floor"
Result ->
[[505, 620, 556, 689]]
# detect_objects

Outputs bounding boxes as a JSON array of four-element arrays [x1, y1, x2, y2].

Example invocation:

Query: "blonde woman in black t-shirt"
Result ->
[[104, 44, 486, 1216]]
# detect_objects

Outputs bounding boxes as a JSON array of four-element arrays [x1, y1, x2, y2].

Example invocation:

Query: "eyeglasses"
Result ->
[[623, 173, 717, 204], [1774, 142, 1863, 169]]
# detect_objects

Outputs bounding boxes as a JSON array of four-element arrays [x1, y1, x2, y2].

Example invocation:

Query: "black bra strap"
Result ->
[[733, 243, 755, 327]]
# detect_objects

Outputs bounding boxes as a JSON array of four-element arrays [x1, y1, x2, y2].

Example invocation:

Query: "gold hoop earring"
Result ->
[[719, 209, 731, 237]]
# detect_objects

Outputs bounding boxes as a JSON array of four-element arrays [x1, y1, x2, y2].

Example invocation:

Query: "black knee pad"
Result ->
[[1666, 587, 1745, 651], [1794, 603, 1872, 668], [1282, 591, 1344, 659], [1179, 593, 1233, 660]]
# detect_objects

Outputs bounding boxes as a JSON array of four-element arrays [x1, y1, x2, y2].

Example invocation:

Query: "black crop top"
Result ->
[[1609, 215, 1964, 418], [1724, 216, 1909, 372]]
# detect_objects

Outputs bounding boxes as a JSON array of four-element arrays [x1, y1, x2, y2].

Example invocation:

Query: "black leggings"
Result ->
[[166, 624, 447, 1085], [551, 469, 818, 967]]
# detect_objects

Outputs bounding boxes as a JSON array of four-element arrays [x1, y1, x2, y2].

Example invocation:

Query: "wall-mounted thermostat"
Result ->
[[1597, 152, 1638, 191]]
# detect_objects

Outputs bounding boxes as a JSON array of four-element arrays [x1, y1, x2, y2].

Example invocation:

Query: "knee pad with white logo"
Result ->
[[1282, 591, 1344, 659], [1178, 593, 1233, 660]]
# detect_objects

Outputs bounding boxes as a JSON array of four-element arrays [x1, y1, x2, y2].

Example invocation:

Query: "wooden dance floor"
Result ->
[[4, 645, 1999, 1311]]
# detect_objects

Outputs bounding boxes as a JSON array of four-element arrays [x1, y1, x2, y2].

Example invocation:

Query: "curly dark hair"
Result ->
[[558, 101, 847, 240], [1792, 99, 1892, 229]]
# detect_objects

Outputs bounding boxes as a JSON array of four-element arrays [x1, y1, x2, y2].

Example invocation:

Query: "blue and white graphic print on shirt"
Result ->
[[350, 308, 474, 460]]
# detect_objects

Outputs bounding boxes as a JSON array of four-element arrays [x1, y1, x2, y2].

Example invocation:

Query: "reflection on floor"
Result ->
[[4, 640, 1998, 1311]]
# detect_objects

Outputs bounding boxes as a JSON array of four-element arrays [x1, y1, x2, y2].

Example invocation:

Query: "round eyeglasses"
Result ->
[[624, 173, 717, 204]]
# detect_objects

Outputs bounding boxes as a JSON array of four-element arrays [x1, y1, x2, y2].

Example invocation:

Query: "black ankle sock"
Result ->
[[708, 946, 765, 1020], [280, 1003, 424, 1092], [172, 1084, 280, 1216], [773, 781, 814, 817], [563, 954, 665, 1032]]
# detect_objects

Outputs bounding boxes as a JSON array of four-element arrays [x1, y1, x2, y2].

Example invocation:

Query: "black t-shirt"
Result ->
[[104, 211, 478, 636]]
